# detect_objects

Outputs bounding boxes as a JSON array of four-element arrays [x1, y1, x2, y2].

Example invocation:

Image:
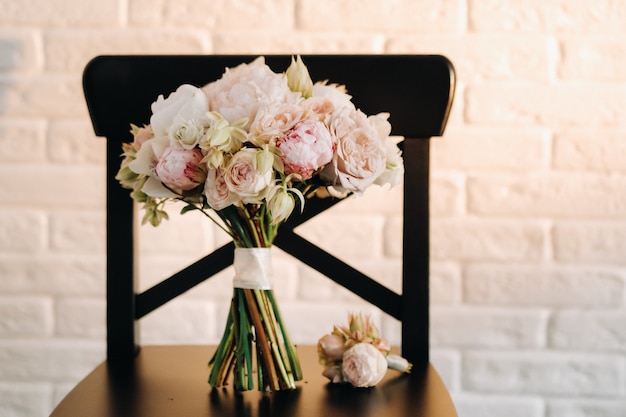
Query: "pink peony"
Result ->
[[154, 147, 206, 195], [275, 119, 335, 180]]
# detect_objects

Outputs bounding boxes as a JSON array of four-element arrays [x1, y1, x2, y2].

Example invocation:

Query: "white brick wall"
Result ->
[[0, 1, 625, 416]]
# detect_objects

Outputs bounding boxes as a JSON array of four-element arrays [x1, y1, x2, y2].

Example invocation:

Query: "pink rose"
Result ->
[[341, 343, 388, 388], [154, 147, 206, 195], [223, 148, 273, 204], [275, 120, 335, 180], [204, 167, 238, 210], [320, 108, 387, 194]]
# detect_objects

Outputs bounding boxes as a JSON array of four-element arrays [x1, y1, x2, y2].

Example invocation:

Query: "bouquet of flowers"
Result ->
[[116, 56, 404, 391], [318, 313, 412, 388]]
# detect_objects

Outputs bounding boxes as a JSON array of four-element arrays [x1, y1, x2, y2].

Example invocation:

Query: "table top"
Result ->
[[51, 345, 457, 417]]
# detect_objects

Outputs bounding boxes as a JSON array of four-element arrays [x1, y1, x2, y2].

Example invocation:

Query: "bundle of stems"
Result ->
[[194, 202, 302, 391]]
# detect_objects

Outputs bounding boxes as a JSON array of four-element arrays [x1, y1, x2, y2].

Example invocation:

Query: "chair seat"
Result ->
[[50, 345, 457, 417]]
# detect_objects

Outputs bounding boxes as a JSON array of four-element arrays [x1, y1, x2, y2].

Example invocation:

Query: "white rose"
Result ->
[[169, 116, 207, 149], [150, 84, 209, 142], [320, 107, 386, 194], [341, 343, 388, 388], [223, 148, 274, 204]]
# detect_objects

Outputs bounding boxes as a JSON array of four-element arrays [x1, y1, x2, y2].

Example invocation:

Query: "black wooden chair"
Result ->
[[51, 55, 457, 417]]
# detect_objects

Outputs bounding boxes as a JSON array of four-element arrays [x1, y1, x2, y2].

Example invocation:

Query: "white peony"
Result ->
[[203, 57, 302, 131]]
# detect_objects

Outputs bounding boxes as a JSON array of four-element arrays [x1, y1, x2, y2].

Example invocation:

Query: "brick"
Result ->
[[387, 34, 555, 82], [554, 222, 626, 264], [430, 173, 464, 217], [431, 307, 547, 348], [214, 32, 385, 54], [280, 301, 382, 344], [0, 255, 105, 296], [137, 204, 215, 255], [0, 210, 46, 252], [467, 173, 626, 218], [0, 340, 104, 382], [431, 219, 547, 262], [47, 120, 105, 164], [0, 0, 120, 27], [296, 214, 385, 258], [0, 297, 53, 337], [465, 84, 626, 127], [547, 399, 626, 417], [297, 264, 358, 302], [468, 0, 626, 34], [129, 0, 294, 29], [432, 127, 550, 171], [44, 29, 209, 72], [0, 382, 52, 417], [463, 351, 625, 396], [454, 394, 544, 417], [0, 119, 47, 163], [0, 165, 105, 208], [139, 297, 217, 344], [430, 262, 462, 305], [138, 249, 299, 301], [296, 0, 465, 32], [55, 298, 105, 339], [49, 211, 105, 254], [553, 129, 626, 173], [0, 29, 42, 70], [429, 349, 460, 391], [464, 264, 625, 307], [559, 36, 626, 81], [298, 257, 401, 305], [327, 182, 403, 216], [0, 74, 87, 118], [549, 311, 626, 352]]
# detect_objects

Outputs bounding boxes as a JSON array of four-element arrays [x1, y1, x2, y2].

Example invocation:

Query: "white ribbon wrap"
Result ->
[[233, 247, 273, 290]]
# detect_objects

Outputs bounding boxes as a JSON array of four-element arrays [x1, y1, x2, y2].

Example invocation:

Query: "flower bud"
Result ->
[[317, 334, 346, 364], [286, 55, 313, 98]]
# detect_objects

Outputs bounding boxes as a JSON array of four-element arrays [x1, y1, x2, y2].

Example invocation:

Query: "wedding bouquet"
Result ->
[[116, 56, 404, 391]]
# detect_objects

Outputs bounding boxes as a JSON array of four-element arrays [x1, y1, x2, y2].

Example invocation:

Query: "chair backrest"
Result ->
[[83, 55, 456, 370]]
